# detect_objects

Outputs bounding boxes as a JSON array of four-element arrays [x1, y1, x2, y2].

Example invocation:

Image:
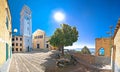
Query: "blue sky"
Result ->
[[8, 0, 120, 48]]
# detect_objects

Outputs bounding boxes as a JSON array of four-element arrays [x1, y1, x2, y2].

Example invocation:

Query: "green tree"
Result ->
[[81, 46, 91, 54], [49, 24, 78, 55]]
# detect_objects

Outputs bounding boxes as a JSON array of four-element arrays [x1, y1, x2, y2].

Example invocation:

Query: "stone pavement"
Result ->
[[9, 51, 56, 72]]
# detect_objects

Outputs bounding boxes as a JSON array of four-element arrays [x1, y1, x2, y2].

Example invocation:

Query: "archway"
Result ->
[[99, 48, 105, 56]]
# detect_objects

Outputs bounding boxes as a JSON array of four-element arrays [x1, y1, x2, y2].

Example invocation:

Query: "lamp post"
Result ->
[[13, 28, 18, 33], [106, 25, 113, 71], [11, 28, 17, 54]]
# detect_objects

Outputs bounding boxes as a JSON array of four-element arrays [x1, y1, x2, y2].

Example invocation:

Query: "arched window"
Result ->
[[99, 48, 105, 56]]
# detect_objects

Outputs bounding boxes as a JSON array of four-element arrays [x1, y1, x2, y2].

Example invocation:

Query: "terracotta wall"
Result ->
[[95, 38, 113, 57]]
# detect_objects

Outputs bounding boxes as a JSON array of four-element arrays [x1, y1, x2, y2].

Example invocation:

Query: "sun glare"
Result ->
[[53, 12, 65, 22]]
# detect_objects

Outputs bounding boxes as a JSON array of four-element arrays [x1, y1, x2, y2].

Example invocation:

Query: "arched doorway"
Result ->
[[99, 48, 105, 56]]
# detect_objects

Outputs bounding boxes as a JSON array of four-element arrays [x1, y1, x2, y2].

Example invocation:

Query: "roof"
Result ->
[[32, 29, 45, 35], [113, 18, 120, 39]]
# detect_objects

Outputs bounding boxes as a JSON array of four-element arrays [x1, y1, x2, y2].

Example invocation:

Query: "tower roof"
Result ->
[[20, 5, 31, 15]]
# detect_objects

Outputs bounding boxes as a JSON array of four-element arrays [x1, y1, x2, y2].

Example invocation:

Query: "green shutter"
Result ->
[[6, 43, 9, 61], [6, 17, 9, 29], [10, 47, 12, 58]]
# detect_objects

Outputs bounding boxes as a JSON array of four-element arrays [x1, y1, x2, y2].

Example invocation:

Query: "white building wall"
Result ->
[[20, 5, 32, 52]]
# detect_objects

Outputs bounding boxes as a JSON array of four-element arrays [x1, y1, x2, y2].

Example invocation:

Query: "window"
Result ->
[[20, 48, 22, 51], [6, 17, 8, 29], [12, 43, 14, 46], [34, 36, 37, 39], [12, 48, 14, 51], [16, 37, 18, 41], [16, 43, 18, 46], [12, 38, 14, 41], [6, 43, 8, 61], [99, 48, 105, 56], [5, 8, 9, 30], [38, 35, 43, 38], [16, 48, 18, 51], [20, 38, 22, 41], [38, 35, 43, 39], [20, 43, 22, 46]]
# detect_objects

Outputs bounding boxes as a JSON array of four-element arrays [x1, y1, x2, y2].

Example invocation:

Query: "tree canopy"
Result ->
[[49, 24, 78, 55], [81, 46, 91, 54]]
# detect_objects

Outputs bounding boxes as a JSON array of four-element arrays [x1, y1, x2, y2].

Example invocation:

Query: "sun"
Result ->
[[53, 12, 65, 22]]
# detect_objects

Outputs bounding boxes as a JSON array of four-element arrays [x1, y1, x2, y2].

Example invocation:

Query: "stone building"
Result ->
[[113, 18, 120, 72], [32, 29, 45, 49], [20, 5, 32, 52], [12, 36, 23, 52], [0, 0, 12, 71], [95, 38, 113, 57], [32, 29, 56, 50]]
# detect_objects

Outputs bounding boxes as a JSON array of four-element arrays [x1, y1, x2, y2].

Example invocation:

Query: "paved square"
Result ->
[[9, 51, 56, 72]]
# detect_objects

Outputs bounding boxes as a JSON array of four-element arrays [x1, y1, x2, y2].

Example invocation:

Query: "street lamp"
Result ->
[[13, 28, 18, 33]]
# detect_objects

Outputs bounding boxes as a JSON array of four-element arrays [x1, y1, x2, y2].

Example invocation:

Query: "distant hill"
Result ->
[[68, 48, 95, 55]]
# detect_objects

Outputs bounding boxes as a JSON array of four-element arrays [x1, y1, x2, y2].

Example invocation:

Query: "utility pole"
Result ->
[[106, 25, 113, 71], [106, 25, 113, 49]]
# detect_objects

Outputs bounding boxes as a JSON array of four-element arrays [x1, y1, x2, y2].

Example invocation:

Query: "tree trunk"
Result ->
[[61, 46, 64, 56], [58, 46, 61, 51]]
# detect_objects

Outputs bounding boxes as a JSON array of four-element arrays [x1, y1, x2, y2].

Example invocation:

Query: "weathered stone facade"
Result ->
[[95, 38, 113, 57], [32, 29, 45, 49], [0, 0, 12, 71], [32, 29, 56, 50], [113, 19, 120, 72]]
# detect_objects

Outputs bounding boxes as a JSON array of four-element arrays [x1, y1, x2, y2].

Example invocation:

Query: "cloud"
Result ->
[[64, 42, 95, 49]]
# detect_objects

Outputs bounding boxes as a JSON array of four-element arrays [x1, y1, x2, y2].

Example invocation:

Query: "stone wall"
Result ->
[[114, 19, 120, 72], [74, 53, 95, 64], [0, 0, 12, 71], [95, 38, 113, 57], [95, 56, 111, 65], [74, 53, 111, 65]]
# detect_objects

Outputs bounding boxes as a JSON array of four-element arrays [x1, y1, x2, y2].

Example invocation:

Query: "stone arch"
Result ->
[[98, 48, 105, 56], [95, 38, 113, 57]]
